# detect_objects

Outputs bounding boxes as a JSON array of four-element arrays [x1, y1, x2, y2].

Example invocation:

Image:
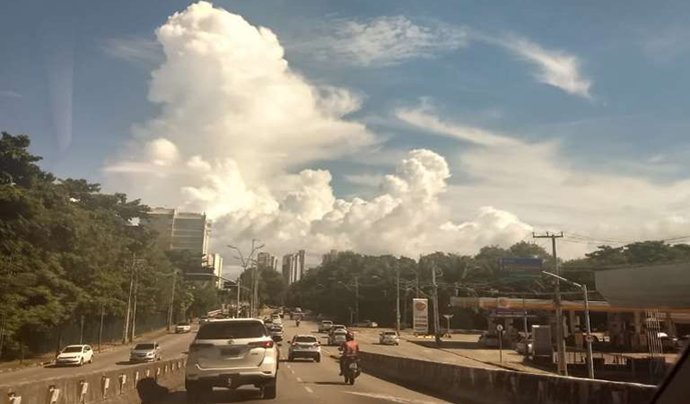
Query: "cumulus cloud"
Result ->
[[103, 2, 537, 260], [301, 15, 468, 66], [495, 36, 592, 98]]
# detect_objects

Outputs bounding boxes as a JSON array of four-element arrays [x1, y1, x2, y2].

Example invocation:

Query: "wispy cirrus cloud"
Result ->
[[486, 34, 592, 99], [103, 36, 163, 68], [0, 90, 22, 99], [299, 15, 468, 66]]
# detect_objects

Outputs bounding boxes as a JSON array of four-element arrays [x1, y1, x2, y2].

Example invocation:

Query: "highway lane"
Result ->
[[156, 320, 453, 403], [0, 328, 196, 386]]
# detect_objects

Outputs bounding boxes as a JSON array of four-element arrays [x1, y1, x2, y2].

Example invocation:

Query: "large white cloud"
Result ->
[[103, 2, 537, 264]]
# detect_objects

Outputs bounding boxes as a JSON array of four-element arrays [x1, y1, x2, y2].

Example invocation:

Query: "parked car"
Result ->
[[199, 316, 210, 325], [379, 331, 400, 345], [318, 320, 334, 333], [175, 322, 192, 333], [56, 344, 94, 366], [328, 330, 348, 346], [288, 334, 321, 362], [185, 319, 279, 399], [515, 336, 533, 355], [130, 342, 162, 363], [478, 333, 500, 348], [657, 332, 679, 352]]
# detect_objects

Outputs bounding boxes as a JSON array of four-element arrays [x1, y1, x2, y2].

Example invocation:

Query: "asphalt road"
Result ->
[[2, 320, 466, 402], [0, 328, 196, 386], [157, 320, 452, 403]]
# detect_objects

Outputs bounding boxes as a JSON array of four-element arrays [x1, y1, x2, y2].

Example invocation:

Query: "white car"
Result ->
[[175, 322, 192, 333], [379, 331, 400, 345], [185, 319, 279, 400], [288, 335, 321, 362], [56, 344, 93, 366], [318, 320, 333, 333], [130, 342, 162, 362], [328, 330, 348, 346]]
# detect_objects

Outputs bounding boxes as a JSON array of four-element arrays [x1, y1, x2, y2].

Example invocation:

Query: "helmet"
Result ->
[[346, 331, 355, 341]]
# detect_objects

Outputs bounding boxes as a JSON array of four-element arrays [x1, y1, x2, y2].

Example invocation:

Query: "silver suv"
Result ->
[[185, 319, 279, 400]]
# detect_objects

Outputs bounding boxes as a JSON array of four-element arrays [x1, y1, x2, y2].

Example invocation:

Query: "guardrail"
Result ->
[[359, 351, 657, 404], [0, 358, 186, 404]]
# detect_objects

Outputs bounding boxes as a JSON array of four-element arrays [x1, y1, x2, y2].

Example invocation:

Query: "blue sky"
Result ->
[[2, 1, 690, 258]]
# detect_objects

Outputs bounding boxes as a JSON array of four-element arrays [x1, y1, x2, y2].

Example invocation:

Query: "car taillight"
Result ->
[[189, 343, 212, 352], [248, 340, 274, 349]]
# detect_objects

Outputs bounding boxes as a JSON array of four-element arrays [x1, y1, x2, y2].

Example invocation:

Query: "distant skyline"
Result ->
[[3, 1, 690, 260]]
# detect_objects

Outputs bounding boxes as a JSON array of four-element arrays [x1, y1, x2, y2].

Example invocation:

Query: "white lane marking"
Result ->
[[289, 368, 295, 375], [296, 376, 303, 382], [305, 386, 314, 393], [345, 391, 438, 403]]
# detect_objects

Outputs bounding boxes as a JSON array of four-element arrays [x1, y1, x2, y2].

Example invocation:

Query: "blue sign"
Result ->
[[498, 258, 543, 282]]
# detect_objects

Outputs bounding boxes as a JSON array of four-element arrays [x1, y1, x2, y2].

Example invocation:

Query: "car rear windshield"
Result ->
[[322, 320, 332, 324], [197, 321, 267, 339], [63, 346, 82, 353], [383, 332, 397, 335], [177, 322, 189, 326], [134, 343, 155, 350], [295, 336, 317, 343]]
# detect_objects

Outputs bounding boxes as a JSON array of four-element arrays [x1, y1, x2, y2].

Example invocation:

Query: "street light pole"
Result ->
[[167, 271, 177, 331], [583, 284, 594, 379], [542, 271, 595, 379], [396, 266, 401, 333]]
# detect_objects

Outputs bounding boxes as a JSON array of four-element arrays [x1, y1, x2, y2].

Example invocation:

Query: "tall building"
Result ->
[[207, 253, 224, 289], [282, 250, 306, 285], [322, 249, 339, 264], [257, 252, 278, 271], [145, 208, 211, 256]]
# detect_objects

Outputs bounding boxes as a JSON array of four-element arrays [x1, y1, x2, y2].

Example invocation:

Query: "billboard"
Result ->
[[412, 298, 429, 334], [499, 257, 543, 281]]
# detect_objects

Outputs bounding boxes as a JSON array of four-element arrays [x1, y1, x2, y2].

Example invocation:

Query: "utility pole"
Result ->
[[236, 277, 241, 317], [167, 271, 177, 331], [79, 315, 85, 344], [130, 268, 139, 343], [98, 305, 105, 353], [431, 262, 441, 342], [354, 276, 360, 324], [122, 254, 136, 344], [396, 266, 401, 333], [533, 231, 567, 376]]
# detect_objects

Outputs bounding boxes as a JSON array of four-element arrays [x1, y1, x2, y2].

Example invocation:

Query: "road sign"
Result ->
[[442, 314, 453, 320], [585, 335, 594, 343], [223, 281, 236, 289], [412, 298, 429, 334], [496, 324, 504, 332]]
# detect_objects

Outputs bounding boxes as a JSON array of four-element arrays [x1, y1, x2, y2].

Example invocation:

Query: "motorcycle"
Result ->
[[342, 356, 361, 385]]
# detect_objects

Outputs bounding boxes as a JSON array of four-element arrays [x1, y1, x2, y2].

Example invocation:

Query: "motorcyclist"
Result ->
[[295, 315, 301, 327], [339, 331, 359, 375]]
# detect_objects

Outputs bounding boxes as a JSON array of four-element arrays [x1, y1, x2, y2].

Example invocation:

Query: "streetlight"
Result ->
[[542, 271, 595, 379], [228, 240, 264, 318]]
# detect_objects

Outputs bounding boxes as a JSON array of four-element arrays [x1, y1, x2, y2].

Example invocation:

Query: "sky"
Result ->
[[2, 0, 690, 271]]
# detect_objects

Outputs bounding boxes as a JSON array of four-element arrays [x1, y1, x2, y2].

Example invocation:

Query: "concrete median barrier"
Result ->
[[359, 351, 657, 404], [0, 358, 186, 404]]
